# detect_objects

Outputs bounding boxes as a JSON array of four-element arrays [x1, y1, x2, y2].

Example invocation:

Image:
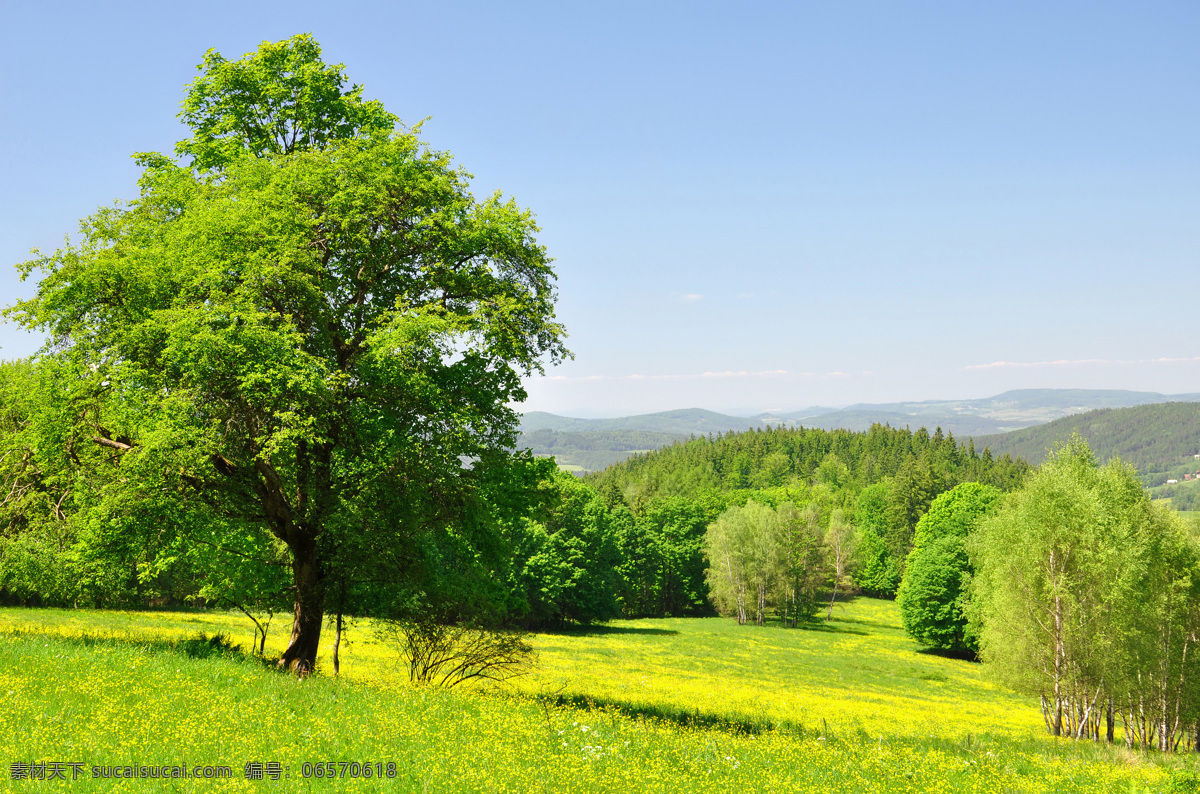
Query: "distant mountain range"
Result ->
[[757, 389, 1200, 434], [518, 389, 1200, 472], [519, 408, 760, 436]]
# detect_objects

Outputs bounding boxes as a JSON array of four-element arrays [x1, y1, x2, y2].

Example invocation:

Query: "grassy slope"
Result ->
[[2, 599, 1196, 792]]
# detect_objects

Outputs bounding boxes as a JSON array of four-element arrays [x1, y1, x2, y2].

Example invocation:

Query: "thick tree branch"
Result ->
[[92, 436, 135, 452]]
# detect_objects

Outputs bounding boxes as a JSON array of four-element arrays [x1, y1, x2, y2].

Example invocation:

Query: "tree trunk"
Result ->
[[1052, 590, 1063, 737], [332, 578, 345, 677], [279, 534, 324, 676], [1106, 698, 1114, 744], [333, 608, 343, 676]]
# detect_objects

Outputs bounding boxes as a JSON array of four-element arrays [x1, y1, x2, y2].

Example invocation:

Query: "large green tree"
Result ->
[[7, 36, 567, 674]]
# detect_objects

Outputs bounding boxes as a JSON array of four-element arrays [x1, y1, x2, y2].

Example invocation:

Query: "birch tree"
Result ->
[[824, 508, 855, 620], [704, 499, 826, 626], [970, 436, 1200, 748], [774, 501, 824, 626]]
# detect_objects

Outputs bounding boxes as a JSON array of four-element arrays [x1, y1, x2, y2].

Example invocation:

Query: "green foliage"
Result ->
[[704, 500, 824, 626], [909, 482, 1002, 552], [587, 424, 1026, 605], [851, 482, 901, 595], [176, 35, 397, 172], [588, 423, 1027, 509], [897, 482, 1001, 652], [884, 455, 936, 563], [505, 471, 621, 628], [899, 534, 973, 652], [612, 496, 721, 617], [850, 527, 899, 597]]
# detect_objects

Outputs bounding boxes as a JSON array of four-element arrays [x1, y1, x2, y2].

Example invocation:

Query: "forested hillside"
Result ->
[[972, 402, 1200, 485], [572, 424, 1028, 612], [588, 424, 1028, 503]]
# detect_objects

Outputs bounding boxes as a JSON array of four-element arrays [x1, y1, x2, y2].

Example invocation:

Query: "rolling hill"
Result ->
[[972, 402, 1200, 486]]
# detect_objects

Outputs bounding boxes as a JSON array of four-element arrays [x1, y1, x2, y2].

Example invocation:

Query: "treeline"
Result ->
[[590, 424, 1027, 500], [588, 424, 1027, 597], [0, 415, 1026, 630], [512, 423, 1029, 626]]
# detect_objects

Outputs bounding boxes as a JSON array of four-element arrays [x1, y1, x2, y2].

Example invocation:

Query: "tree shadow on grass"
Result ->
[[914, 646, 980, 663], [829, 615, 896, 631], [531, 691, 798, 736], [1, 627, 280, 668], [797, 621, 870, 636], [757, 617, 870, 636], [541, 624, 680, 637]]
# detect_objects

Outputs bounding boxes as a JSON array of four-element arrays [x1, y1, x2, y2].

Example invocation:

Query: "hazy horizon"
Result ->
[[517, 385, 1200, 421]]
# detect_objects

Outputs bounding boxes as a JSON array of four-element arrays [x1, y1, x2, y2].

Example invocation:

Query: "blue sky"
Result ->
[[3, 1, 1197, 416]]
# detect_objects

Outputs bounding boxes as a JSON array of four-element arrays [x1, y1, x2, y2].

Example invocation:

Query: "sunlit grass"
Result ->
[[1, 599, 1196, 791], [516, 598, 1041, 742]]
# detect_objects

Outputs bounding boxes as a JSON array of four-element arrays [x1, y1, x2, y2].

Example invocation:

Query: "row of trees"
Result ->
[[1, 369, 1024, 635], [972, 439, 1200, 751], [590, 423, 1028, 501]]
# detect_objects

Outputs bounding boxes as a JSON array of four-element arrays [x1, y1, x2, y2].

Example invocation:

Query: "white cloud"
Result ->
[[965, 356, 1200, 371], [680, 293, 703, 302], [701, 369, 789, 378], [534, 368, 849, 383]]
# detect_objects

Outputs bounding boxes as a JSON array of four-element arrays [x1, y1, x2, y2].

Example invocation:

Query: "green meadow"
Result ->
[[3, 598, 1197, 792]]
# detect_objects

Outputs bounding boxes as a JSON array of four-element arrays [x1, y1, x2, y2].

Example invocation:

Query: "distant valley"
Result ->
[[519, 389, 1200, 473]]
